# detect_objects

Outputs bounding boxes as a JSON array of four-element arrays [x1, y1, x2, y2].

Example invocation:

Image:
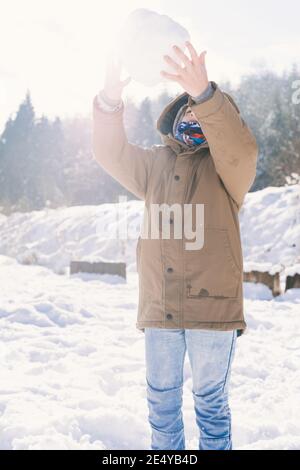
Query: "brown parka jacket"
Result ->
[[92, 81, 258, 335]]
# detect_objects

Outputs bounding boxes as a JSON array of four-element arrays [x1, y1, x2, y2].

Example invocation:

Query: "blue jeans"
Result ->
[[144, 328, 237, 450]]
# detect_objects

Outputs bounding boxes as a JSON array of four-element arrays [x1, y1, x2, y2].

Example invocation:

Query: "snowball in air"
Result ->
[[117, 8, 191, 87]]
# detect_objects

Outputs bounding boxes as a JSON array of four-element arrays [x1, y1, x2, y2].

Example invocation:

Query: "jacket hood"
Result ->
[[156, 82, 239, 156], [156, 87, 212, 155], [157, 91, 189, 138], [156, 91, 194, 155]]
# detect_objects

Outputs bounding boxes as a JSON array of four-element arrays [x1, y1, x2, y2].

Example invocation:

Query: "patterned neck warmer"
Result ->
[[174, 120, 206, 147]]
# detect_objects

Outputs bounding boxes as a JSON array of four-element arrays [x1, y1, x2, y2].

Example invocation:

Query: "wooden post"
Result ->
[[285, 273, 300, 291]]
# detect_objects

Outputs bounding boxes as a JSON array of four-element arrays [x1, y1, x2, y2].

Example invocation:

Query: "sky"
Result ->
[[0, 0, 300, 131]]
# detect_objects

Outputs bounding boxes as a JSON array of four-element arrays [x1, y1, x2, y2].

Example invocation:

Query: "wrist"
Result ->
[[191, 82, 214, 104], [96, 91, 123, 113], [100, 89, 122, 106]]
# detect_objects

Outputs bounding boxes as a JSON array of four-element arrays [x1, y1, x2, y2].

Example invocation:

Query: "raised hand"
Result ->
[[103, 50, 131, 102], [160, 41, 209, 97]]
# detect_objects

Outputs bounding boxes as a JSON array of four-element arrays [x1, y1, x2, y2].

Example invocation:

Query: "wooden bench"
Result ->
[[243, 270, 281, 297], [70, 261, 126, 280]]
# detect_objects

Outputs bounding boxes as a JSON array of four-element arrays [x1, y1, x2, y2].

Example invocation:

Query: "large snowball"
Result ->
[[117, 8, 190, 87]]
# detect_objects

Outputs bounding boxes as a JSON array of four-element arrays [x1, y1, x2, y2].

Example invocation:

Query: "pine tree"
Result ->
[[0, 91, 35, 209], [133, 98, 156, 147]]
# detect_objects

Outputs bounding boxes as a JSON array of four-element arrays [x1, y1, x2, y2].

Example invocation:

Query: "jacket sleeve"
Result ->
[[188, 82, 259, 209], [92, 95, 157, 200]]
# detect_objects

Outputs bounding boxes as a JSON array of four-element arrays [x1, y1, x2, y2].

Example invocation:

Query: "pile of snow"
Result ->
[[240, 185, 300, 273], [117, 8, 190, 87], [243, 261, 283, 275], [0, 200, 144, 275], [0, 185, 299, 276], [285, 264, 300, 276]]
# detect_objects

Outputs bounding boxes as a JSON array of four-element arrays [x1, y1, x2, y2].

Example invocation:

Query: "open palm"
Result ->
[[160, 41, 209, 97], [103, 51, 131, 102]]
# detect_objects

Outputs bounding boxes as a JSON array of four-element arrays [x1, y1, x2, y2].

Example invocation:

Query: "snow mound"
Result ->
[[285, 264, 300, 276], [117, 8, 190, 87], [0, 185, 299, 277], [0, 201, 144, 274], [240, 185, 300, 273]]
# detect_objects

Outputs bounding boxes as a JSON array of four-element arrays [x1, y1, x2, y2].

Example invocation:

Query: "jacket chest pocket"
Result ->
[[185, 228, 241, 299]]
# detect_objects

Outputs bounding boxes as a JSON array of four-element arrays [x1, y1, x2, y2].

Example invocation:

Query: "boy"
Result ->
[[92, 41, 258, 450]]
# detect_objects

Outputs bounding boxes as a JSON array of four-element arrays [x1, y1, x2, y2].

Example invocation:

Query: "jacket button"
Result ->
[[166, 313, 173, 320], [167, 267, 173, 273], [174, 175, 180, 181]]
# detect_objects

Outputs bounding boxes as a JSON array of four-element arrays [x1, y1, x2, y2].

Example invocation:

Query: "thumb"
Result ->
[[121, 76, 131, 87], [199, 50, 207, 66]]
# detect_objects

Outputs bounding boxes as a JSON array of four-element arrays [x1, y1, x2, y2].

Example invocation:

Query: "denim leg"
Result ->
[[144, 327, 186, 450], [185, 329, 237, 451]]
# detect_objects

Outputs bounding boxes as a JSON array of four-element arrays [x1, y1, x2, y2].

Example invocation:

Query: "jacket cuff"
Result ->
[[187, 81, 224, 119], [190, 82, 215, 104]]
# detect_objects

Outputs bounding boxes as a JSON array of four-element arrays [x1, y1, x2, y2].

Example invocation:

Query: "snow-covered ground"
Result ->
[[0, 185, 299, 450], [0, 255, 299, 450]]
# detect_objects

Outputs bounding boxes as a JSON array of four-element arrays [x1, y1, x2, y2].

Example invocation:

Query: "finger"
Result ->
[[106, 46, 121, 75], [105, 49, 117, 78], [163, 54, 183, 74], [115, 52, 122, 74], [185, 41, 198, 63], [105, 49, 113, 70], [199, 50, 207, 66], [160, 70, 183, 84], [121, 76, 131, 87], [172, 45, 192, 68]]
